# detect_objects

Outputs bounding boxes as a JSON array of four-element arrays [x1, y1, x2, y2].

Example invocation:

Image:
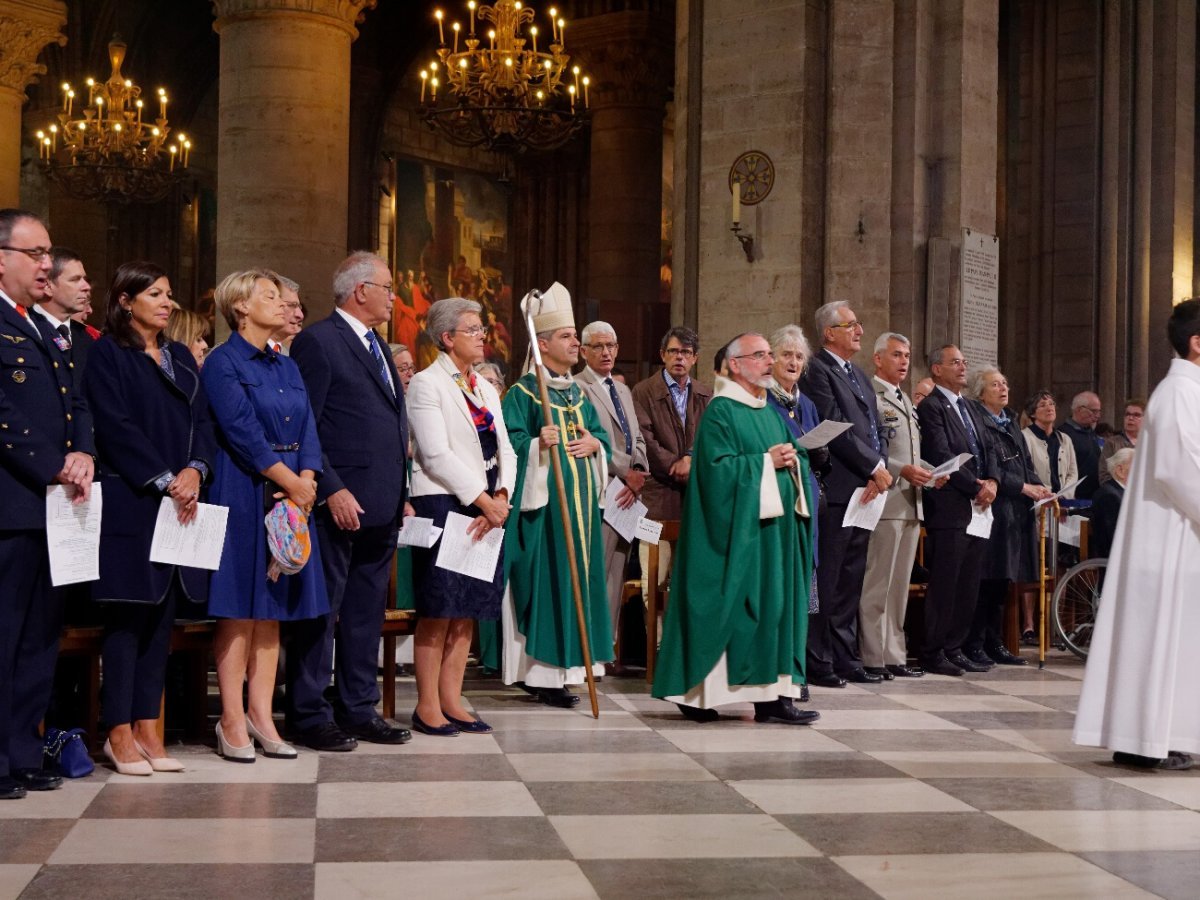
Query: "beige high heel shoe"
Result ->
[[103, 739, 152, 777], [133, 740, 186, 773], [245, 716, 298, 759], [215, 721, 256, 763]]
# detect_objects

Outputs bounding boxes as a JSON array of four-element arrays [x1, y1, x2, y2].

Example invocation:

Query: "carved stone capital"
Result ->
[[212, 0, 377, 39], [0, 0, 67, 96], [570, 10, 673, 109]]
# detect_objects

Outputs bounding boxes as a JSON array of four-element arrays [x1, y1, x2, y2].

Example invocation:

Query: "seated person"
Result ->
[[1089, 448, 1133, 559]]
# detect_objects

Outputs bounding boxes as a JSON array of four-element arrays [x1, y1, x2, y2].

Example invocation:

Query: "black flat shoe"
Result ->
[[1020, 629, 1038, 646], [964, 649, 997, 669], [296, 722, 358, 752], [411, 711, 460, 737], [754, 698, 820, 726], [0, 776, 27, 800], [921, 655, 965, 677], [986, 645, 1029, 666], [514, 681, 539, 696], [1113, 751, 1194, 771], [339, 716, 413, 745], [948, 652, 991, 673], [843, 668, 883, 684], [675, 703, 719, 723], [864, 666, 895, 681], [886, 665, 924, 678], [536, 687, 580, 708], [809, 672, 847, 688], [444, 712, 494, 734], [12, 768, 63, 791]]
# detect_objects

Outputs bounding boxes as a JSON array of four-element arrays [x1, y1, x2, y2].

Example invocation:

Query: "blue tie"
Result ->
[[606, 377, 633, 455], [844, 361, 881, 454], [365, 330, 394, 397], [957, 397, 982, 458]]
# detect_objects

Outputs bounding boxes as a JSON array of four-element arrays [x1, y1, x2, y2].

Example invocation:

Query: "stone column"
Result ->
[[572, 10, 673, 365], [0, 0, 66, 208], [212, 0, 375, 328]]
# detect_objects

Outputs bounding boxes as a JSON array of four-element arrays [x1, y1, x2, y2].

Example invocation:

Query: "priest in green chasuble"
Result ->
[[653, 332, 819, 725], [499, 284, 613, 708]]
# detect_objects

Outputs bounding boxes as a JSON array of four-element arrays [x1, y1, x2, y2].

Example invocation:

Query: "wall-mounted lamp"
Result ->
[[731, 183, 755, 263], [728, 150, 775, 264]]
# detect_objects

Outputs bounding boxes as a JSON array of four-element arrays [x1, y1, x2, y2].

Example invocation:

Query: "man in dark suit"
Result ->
[[0, 210, 94, 799], [288, 251, 411, 750], [33, 247, 94, 382], [916, 344, 999, 676], [1061, 391, 1104, 499], [799, 301, 892, 686]]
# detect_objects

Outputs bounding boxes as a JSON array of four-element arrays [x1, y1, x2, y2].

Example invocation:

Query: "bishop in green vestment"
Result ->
[[499, 284, 613, 707], [653, 333, 819, 725]]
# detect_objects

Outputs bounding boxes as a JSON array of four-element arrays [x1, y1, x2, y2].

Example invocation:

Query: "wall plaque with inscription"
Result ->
[[959, 228, 999, 371]]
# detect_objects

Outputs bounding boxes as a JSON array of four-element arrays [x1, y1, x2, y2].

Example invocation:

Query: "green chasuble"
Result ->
[[652, 390, 815, 699], [501, 373, 614, 669]]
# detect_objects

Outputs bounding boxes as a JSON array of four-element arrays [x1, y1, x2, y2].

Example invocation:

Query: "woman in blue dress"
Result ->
[[202, 270, 328, 762]]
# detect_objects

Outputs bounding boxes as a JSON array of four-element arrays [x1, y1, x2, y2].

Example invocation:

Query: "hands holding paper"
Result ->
[[468, 489, 511, 541], [1021, 482, 1053, 502], [769, 443, 798, 470], [167, 466, 202, 524], [56, 451, 94, 503], [974, 478, 998, 509], [862, 467, 893, 503]]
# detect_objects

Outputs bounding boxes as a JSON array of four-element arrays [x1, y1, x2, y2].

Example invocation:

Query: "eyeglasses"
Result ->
[[395, 363, 416, 374], [734, 350, 774, 362], [1, 246, 51, 262], [362, 281, 394, 294], [586, 342, 618, 353], [829, 320, 863, 331], [453, 325, 490, 338], [663, 347, 696, 357], [1124, 410, 1144, 418]]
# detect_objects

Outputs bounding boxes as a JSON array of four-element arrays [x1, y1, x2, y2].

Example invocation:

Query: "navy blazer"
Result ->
[[84, 336, 216, 603], [917, 387, 996, 529], [0, 301, 94, 530], [799, 349, 887, 505], [290, 312, 408, 528]]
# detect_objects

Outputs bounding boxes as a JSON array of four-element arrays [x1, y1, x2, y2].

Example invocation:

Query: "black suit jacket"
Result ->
[[799, 349, 887, 505], [0, 301, 94, 530], [291, 312, 408, 528], [917, 387, 995, 530]]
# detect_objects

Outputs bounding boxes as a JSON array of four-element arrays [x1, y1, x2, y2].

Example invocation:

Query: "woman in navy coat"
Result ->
[[85, 261, 217, 775], [202, 270, 327, 762]]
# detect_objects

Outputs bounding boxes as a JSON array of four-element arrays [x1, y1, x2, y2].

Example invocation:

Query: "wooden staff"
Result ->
[[523, 293, 600, 718], [1037, 503, 1047, 670]]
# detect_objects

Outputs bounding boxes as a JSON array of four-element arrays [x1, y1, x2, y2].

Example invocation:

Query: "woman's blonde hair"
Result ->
[[164, 307, 210, 348], [215, 269, 279, 331]]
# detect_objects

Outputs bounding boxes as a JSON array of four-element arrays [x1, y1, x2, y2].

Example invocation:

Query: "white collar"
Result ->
[[935, 383, 962, 403], [335, 307, 373, 341], [32, 304, 69, 328], [874, 375, 902, 393], [585, 365, 615, 384], [714, 376, 766, 408]]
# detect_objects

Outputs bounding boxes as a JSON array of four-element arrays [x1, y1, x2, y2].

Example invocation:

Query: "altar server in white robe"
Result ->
[[1073, 298, 1200, 769]]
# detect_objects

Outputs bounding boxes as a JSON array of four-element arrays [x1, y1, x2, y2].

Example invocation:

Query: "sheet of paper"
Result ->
[[929, 452, 974, 479], [795, 420, 853, 450], [1034, 476, 1087, 509], [435, 510, 504, 582], [149, 498, 229, 571], [1058, 514, 1082, 548], [397, 516, 443, 548], [603, 478, 648, 543], [841, 487, 887, 531], [635, 517, 663, 545], [967, 502, 994, 539], [46, 483, 102, 587]]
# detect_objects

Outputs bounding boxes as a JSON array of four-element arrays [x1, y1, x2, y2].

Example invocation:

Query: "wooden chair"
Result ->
[[643, 520, 681, 683], [56, 625, 104, 751], [382, 552, 418, 721]]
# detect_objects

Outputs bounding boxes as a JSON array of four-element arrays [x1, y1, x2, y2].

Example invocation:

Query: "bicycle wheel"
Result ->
[[1052, 558, 1107, 659]]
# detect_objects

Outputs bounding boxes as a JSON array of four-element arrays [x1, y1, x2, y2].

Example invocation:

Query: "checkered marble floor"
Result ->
[[4, 652, 1199, 899]]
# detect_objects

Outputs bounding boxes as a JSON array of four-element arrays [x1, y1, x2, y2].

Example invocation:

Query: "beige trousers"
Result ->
[[859, 518, 920, 667]]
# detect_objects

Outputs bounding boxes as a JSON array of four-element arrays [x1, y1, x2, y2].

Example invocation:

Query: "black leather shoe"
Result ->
[[411, 711, 460, 737], [986, 644, 1029, 666], [809, 672, 847, 688], [514, 681, 540, 696], [296, 722, 359, 752], [843, 668, 883, 684], [921, 654, 965, 677], [444, 712, 494, 734], [12, 768, 63, 791], [949, 651, 991, 673], [864, 666, 895, 681], [0, 776, 27, 800], [754, 698, 821, 726], [536, 687, 580, 708], [964, 649, 997, 669], [886, 664, 924, 678], [340, 716, 413, 745], [1113, 751, 1194, 771], [676, 703, 719, 723]]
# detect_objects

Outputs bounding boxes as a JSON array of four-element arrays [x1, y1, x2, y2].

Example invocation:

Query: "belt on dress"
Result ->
[[482, 455, 499, 471], [270, 442, 300, 452]]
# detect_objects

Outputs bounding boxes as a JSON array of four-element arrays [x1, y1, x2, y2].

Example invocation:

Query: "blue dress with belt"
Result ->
[[202, 333, 330, 621]]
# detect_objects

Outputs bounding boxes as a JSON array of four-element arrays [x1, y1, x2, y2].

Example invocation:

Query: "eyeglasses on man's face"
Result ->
[[453, 325, 490, 338], [734, 350, 774, 362], [1, 245, 51, 262], [586, 342, 618, 353], [829, 320, 863, 331], [662, 346, 695, 357], [362, 280, 394, 294]]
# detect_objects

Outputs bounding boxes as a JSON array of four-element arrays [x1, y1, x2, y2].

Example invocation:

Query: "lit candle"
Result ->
[[61, 82, 69, 112], [66, 89, 74, 117], [558, 18, 565, 48], [549, 7, 558, 42], [95, 95, 104, 123], [431, 76, 439, 100], [86, 77, 95, 105], [530, 25, 538, 54], [732, 182, 740, 225], [49, 124, 57, 152], [572, 65, 580, 94], [184, 140, 191, 167], [468, 1, 476, 34], [135, 98, 143, 126], [568, 83, 575, 111], [420, 69, 428, 102], [435, 9, 445, 44], [36, 130, 45, 160], [582, 75, 590, 107], [488, 28, 495, 50], [452, 21, 460, 53], [169, 145, 176, 172]]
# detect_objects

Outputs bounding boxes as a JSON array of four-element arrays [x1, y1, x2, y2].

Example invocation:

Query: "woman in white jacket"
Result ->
[[406, 297, 517, 736]]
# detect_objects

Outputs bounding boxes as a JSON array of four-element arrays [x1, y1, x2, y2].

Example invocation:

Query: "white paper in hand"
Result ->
[[929, 452, 974, 479], [1034, 476, 1086, 509], [435, 511, 504, 582], [796, 420, 853, 451], [397, 516, 443, 548], [967, 502, 994, 538], [841, 487, 887, 531], [149, 498, 229, 570], [635, 517, 664, 545], [46, 483, 102, 586], [603, 478, 648, 543]]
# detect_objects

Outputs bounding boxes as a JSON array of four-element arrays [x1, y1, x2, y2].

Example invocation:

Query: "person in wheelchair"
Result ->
[[1088, 448, 1133, 560]]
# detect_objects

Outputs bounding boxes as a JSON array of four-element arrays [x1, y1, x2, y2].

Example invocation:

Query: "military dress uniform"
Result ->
[[0, 296, 93, 790]]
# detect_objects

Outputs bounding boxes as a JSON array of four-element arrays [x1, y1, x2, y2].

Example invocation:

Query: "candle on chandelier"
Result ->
[[568, 83, 575, 111], [86, 78, 95, 105], [549, 7, 558, 42], [572, 65, 580, 94], [169, 145, 176, 172], [431, 76, 439, 100], [468, 1, 476, 34], [61, 82, 70, 112], [559, 19, 566, 49], [49, 124, 57, 153], [420, 69, 428, 102], [36, 131, 45, 160], [66, 89, 74, 117], [95, 95, 104, 123], [452, 21, 460, 53], [488, 29, 495, 50], [135, 99, 143, 126], [530, 25, 538, 55], [582, 75, 590, 107], [435, 9, 445, 44]]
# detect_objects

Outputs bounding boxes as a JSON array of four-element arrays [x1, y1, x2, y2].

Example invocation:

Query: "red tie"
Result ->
[[14, 303, 28, 318]]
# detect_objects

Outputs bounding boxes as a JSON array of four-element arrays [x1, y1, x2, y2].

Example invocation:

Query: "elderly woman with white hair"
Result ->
[[1089, 447, 1133, 559], [966, 367, 1052, 667], [405, 297, 517, 735]]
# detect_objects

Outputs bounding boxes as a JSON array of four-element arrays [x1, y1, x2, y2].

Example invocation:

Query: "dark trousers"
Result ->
[[100, 587, 178, 726], [286, 513, 398, 730], [965, 578, 1010, 654], [0, 532, 66, 775], [923, 529, 986, 659], [808, 504, 869, 677]]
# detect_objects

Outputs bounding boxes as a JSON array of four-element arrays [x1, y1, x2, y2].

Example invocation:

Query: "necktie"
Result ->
[[606, 377, 633, 455], [57, 323, 71, 349], [896, 387, 904, 403], [957, 397, 982, 458], [365, 330, 395, 397], [843, 361, 880, 453]]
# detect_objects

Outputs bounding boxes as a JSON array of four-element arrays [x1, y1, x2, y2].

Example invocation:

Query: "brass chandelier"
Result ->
[[36, 38, 191, 204], [418, 1, 589, 153]]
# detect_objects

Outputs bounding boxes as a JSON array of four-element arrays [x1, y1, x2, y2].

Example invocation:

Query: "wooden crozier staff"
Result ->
[[523, 290, 600, 718]]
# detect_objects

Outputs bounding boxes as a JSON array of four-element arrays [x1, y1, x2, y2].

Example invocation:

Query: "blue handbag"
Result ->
[[43, 727, 95, 778]]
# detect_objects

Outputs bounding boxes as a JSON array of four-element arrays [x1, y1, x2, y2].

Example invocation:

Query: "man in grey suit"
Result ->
[[578, 321, 649, 652], [860, 333, 938, 680]]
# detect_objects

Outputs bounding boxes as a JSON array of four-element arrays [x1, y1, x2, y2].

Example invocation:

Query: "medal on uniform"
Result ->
[[53, 334, 70, 352], [12, 370, 26, 383]]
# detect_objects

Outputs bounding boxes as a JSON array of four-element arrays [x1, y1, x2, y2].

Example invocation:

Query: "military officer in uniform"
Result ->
[[0, 210, 94, 800]]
